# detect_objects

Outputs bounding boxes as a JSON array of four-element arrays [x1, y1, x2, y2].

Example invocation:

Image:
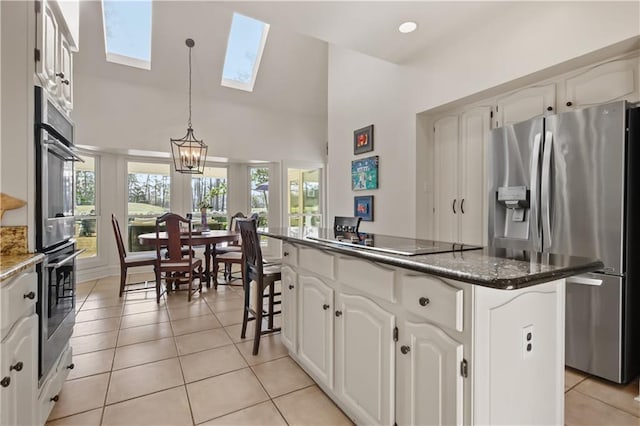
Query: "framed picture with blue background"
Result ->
[[354, 195, 374, 221], [351, 156, 379, 191]]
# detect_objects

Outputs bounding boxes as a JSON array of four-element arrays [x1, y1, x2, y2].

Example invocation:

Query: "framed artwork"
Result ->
[[354, 125, 374, 155], [351, 156, 379, 191], [354, 195, 374, 221]]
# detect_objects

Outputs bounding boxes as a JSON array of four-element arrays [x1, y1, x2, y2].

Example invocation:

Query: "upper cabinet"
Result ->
[[561, 56, 639, 111], [494, 84, 556, 128], [35, 0, 78, 112]]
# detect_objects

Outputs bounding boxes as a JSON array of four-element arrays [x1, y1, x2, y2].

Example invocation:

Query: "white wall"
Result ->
[[326, 1, 640, 237]]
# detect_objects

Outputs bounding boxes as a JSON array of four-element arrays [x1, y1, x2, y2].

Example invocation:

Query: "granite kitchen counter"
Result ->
[[260, 227, 603, 289], [0, 253, 44, 283]]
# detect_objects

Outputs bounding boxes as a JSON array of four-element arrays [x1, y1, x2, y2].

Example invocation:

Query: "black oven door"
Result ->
[[38, 240, 83, 380]]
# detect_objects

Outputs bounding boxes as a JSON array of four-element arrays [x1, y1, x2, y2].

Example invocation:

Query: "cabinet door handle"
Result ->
[[283, 251, 289, 257], [23, 291, 36, 300], [460, 198, 465, 214], [400, 345, 411, 354], [419, 297, 430, 306], [335, 310, 342, 317], [452, 199, 457, 214], [9, 362, 23, 372], [61, 79, 70, 85], [323, 304, 330, 310], [288, 285, 294, 290], [50, 395, 59, 402], [0, 377, 10, 387], [66, 363, 75, 370], [55, 72, 65, 78], [566, 101, 573, 107]]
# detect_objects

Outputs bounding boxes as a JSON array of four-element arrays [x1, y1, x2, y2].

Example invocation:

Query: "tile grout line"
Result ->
[[571, 385, 640, 420]]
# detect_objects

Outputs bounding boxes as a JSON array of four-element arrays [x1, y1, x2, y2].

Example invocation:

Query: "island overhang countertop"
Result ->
[[260, 227, 604, 290]]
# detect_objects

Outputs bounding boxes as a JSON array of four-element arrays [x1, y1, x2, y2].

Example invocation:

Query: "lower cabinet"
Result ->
[[280, 266, 297, 352], [334, 293, 395, 425], [396, 320, 464, 426], [298, 274, 334, 388], [0, 314, 38, 426]]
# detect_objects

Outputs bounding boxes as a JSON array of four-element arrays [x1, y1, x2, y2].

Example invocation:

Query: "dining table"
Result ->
[[138, 230, 240, 288]]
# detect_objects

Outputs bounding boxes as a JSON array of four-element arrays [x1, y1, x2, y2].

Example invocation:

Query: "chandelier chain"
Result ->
[[188, 44, 192, 129]]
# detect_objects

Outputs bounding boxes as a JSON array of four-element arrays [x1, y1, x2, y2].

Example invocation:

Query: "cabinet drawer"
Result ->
[[336, 256, 395, 302], [1, 272, 37, 336], [38, 344, 72, 424], [283, 243, 298, 266], [400, 275, 463, 332], [298, 246, 334, 280]]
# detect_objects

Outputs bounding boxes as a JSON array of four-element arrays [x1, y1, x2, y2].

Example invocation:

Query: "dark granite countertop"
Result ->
[[260, 227, 604, 290]]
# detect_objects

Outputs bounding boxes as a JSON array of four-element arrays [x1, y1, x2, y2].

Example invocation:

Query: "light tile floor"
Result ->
[[48, 273, 640, 425], [47, 273, 352, 426]]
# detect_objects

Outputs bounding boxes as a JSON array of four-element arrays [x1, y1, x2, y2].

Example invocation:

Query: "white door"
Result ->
[[563, 56, 639, 110], [0, 315, 38, 426], [495, 84, 556, 127], [280, 266, 297, 353], [459, 106, 492, 246], [36, 2, 59, 96], [334, 293, 395, 425], [433, 115, 459, 243], [58, 32, 73, 111], [396, 320, 464, 426], [298, 275, 334, 388]]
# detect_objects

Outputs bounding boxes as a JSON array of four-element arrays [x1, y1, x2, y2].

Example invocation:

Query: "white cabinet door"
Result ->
[[396, 321, 464, 426], [459, 106, 491, 246], [58, 32, 74, 111], [334, 293, 395, 425], [36, 1, 59, 97], [0, 315, 38, 426], [280, 266, 297, 353], [433, 115, 460, 244], [563, 56, 639, 110], [495, 84, 556, 127], [298, 275, 334, 388]]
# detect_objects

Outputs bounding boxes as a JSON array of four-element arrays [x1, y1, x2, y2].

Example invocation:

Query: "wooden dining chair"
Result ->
[[213, 212, 259, 286], [111, 214, 162, 302], [155, 213, 204, 302], [237, 218, 282, 355]]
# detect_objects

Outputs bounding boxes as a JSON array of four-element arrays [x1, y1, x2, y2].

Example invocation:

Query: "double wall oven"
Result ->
[[35, 86, 83, 381]]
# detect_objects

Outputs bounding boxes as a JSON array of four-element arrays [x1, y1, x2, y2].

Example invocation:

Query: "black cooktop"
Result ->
[[305, 229, 482, 256]]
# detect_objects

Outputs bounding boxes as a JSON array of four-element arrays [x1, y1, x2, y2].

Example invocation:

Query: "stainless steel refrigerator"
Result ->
[[488, 101, 640, 383]]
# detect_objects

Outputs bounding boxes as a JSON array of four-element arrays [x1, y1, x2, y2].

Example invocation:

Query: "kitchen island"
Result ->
[[261, 227, 603, 426]]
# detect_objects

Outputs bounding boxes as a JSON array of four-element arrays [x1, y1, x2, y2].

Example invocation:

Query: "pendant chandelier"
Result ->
[[171, 38, 208, 174]]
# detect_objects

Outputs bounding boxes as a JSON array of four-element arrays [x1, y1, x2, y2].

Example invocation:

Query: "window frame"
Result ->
[[101, 0, 153, 70]]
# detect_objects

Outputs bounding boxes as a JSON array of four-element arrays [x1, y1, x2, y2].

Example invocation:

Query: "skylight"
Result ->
[[102, 0, 152, 70], [221, 13, 270, 92]]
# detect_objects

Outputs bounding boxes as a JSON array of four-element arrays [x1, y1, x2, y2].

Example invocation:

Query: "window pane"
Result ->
[[74, 155, 97, 258], [250, 166, 269, 228], [127, 162, 170, 252], [288, 168, 322, 228], [221, 13, 270, 92], [191, 166, 228, 230], [102, 0, 152, 69]]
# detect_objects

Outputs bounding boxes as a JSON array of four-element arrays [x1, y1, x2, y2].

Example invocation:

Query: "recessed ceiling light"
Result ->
[[398, 21, 417, 34]]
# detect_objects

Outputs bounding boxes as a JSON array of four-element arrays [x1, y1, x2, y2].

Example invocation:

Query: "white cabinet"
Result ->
[[434, 106, 491, 246], [0, 267, 40, 426], [494, 84, 557, 127], [396, 320, 464, 426], [280, 265, 297, 353], [334, 293, 395, 426], [0, 315, 38, 426], [298, 274, 334, 388], [562, 56, 639, 110], [36, 0, 75, 111]]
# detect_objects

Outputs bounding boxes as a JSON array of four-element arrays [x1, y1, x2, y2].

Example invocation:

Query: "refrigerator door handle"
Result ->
[[542, 131, 553, 248], [530, 133, 542, 251], [566, 275, 603, 286]]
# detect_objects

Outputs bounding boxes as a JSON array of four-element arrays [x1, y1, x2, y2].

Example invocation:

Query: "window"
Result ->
[[288, 168, 322, 227], [191, 166, 228, 230], [221, 13, 270, 92], [127, 162, 170, 252], [250, 166, 269, 228], [102, 0, 152, 70], [74, 155, 97, 259]]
